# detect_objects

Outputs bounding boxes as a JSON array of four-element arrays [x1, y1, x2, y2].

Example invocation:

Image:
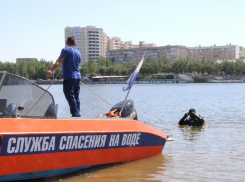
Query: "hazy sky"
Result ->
[[0, 0, 244, 63]]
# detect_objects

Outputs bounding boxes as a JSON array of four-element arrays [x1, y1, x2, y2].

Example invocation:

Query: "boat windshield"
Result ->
[[0, 72, 57, 119]]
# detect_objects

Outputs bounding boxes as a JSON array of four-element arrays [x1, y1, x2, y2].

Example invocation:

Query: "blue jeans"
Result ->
[[63, 79, 81, 117]]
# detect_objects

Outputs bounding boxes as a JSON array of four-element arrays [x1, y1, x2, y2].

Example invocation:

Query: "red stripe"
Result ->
[[0, 146, 163, 176]]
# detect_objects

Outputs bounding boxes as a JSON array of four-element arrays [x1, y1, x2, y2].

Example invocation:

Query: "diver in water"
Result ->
[[179, 108, 205, 126]]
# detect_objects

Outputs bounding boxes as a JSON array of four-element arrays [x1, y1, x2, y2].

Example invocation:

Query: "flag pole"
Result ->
[[119, 88, 131, 116], [120, 51, 146, 116]]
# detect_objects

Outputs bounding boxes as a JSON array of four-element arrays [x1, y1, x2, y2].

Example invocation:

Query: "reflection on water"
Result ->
[[25, 154, 172, 182], [37, 83, 245, 181], [63, 154, 172, 182], [179, 125, 205, 141]]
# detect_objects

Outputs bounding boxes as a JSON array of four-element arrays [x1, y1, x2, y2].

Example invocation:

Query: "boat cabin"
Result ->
[[0, 71, 57, 119]]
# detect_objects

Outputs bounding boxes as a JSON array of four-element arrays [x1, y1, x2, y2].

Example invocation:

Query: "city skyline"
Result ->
[[0, 0, 244, 63], [64, 25, 158, 64]]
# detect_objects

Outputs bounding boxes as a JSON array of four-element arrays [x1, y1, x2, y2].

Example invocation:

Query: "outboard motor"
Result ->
[[110, 99, 138, 120]]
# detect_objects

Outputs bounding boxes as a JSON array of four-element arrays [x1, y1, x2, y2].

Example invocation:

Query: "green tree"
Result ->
[[19, 62, 27, 77], [28, 65, 36, 79], [98, 66, 107, 75], [88, 57, 97, 74]]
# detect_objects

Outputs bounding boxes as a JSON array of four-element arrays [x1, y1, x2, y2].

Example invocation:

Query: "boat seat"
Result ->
[[6, 103, 17, 115], [44, 103, 58, 117], [0, 99, 7, 115]]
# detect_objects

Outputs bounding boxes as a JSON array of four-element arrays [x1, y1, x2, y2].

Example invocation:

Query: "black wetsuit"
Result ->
[[179, 113, 205, 126]]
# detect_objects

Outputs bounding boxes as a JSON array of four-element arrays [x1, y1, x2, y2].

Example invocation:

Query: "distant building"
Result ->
[[16, 58, 37, 63], [239, 46, 245, 58], [108, 36, 124, 50], [65, 26, 245, 63], [215, 59, 236, 64], [91, 75, 128, 82], [123, 41, 138, 49], [106, 45, 187, 64], [139, 41, 156, 48], [65, 26, 157, 63], [187, 44, 244, 61], [65, 26, 107, 64], [107, 39, 156, 50]]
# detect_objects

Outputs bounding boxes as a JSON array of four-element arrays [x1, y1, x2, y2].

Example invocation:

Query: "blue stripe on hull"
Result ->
[[1, 132, 166, 156], [0, 166, 92, 181]]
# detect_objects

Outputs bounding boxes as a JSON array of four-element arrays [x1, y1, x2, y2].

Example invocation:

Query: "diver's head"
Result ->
[[188, 108, 196, 116]]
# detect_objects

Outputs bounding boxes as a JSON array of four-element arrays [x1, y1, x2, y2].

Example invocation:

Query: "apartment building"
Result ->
[[107, 39, 156, 50], [139, 41, 156, 47], [239, 46, 245, 58], [65, 25, 158, 63], [106, 45, 187, 64], [16, 58, 38, 63], [65, 26, 245, 64], [123, 41, 156, 49], [187, 44, 242, 61], [123, 41, 139, 49], [65, 26, 107, 63], [108, 37, 124, 50]]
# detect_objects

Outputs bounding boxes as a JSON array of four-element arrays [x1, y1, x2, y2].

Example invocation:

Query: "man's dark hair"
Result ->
[[66, 36, 76, 46]]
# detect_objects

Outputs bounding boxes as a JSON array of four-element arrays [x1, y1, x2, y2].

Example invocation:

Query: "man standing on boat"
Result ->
[[46, 36, 81, 117], [179, 108, 205, 126]]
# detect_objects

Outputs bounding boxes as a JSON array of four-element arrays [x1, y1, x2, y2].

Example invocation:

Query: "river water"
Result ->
[[33, 83, 245, 182]]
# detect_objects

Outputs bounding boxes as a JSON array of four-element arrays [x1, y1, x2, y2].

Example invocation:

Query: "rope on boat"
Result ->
[[148, 123, 174, 130], [24, 71, 173, 131], [26, 71, 112, 116], [24, 70, 62, 116], [80, 82, 113, 106], [141, 121, 174, 130], [81, 84, 174, 130]]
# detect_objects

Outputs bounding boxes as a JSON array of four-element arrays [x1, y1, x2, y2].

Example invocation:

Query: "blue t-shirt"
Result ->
[[59, 46, 81, 80]]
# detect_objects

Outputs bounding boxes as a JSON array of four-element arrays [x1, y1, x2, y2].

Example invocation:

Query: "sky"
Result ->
[[0, 0, 244, 63]]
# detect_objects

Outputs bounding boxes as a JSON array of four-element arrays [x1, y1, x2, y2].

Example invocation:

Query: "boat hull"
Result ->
[[0, 118, 167, 181]]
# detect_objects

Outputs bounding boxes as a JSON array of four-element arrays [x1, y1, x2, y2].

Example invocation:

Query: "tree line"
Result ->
[[0, 59, 62, 80], [0, 56, 245, 80], [81, 56, 245, 77]]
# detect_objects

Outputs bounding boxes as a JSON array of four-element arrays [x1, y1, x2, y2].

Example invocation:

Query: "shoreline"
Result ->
[[35, 79, 245, 85], [35, 79, 190, 85]]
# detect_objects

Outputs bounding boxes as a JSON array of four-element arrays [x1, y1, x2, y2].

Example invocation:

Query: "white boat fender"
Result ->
[[166, 134, 174, 141]]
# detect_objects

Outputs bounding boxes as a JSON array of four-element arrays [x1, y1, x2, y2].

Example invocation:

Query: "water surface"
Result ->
[[34, 83, 245, 181]]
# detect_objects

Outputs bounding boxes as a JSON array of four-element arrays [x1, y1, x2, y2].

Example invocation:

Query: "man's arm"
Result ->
[[178, 113, 189, 125], [46, 57, 64, 78], [194, 115, 205, 126]]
